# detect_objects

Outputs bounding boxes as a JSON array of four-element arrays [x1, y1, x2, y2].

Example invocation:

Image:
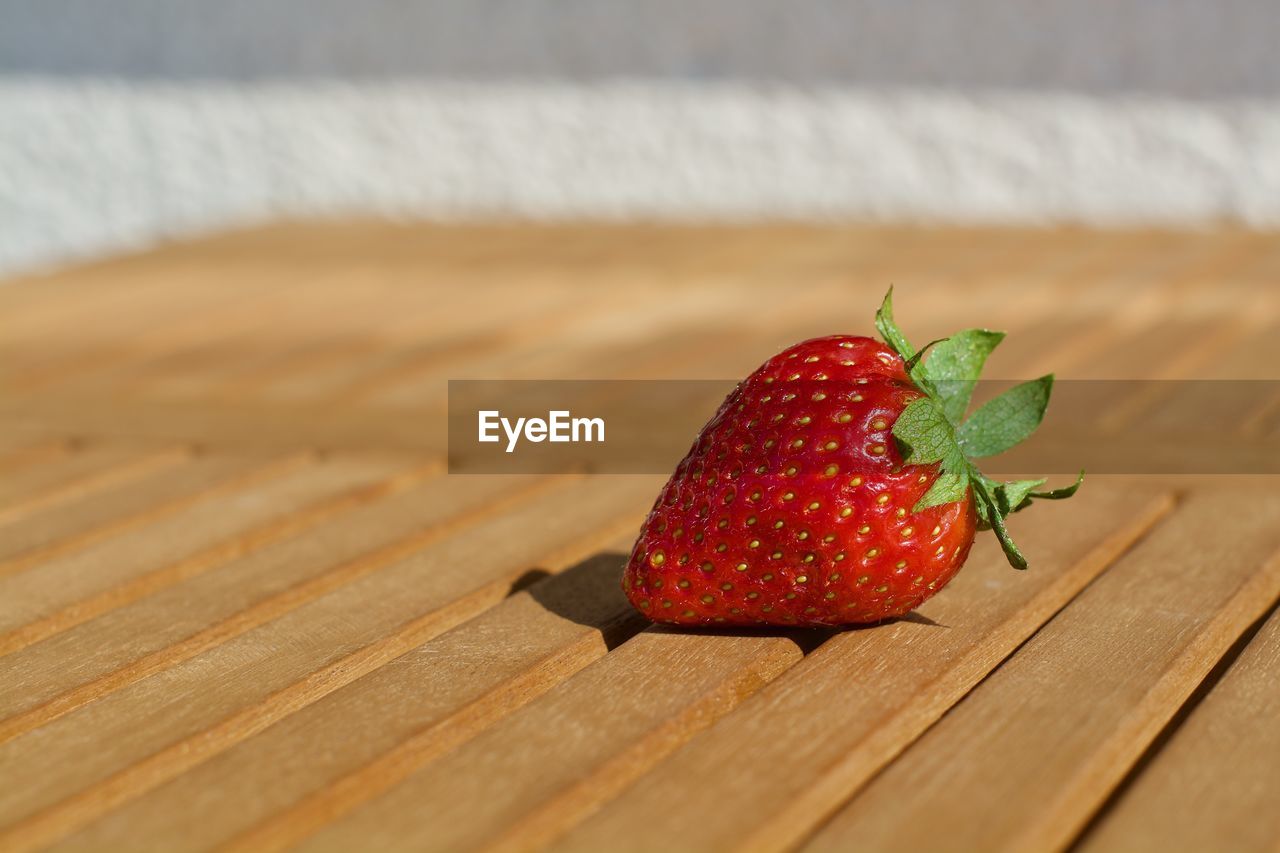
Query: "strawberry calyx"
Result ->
[[874, 288, 1083, 570]]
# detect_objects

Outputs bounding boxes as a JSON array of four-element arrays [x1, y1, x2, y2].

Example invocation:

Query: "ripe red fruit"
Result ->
[[623, 289, 1081, 627]]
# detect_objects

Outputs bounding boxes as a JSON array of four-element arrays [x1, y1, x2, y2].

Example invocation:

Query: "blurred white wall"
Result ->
[[2, 0, 1279, 274]]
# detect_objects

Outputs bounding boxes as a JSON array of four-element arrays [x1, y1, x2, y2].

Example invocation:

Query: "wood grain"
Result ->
[[804, 488, 1280, 853], [0, 452, 309, 580], [295, 627, 807, 853], [0, 454, 398, 651], [1080, 605, 1280, 853], [0, 466, 531, 732], [0, 223, 1277, 852], [0, 443, 164, 511], [0, 449, 243, 563], [49, 539, 648, 852], [0, 476, 658, 851], [553, 484, 1174, 853], [0, 445, 189, 526]]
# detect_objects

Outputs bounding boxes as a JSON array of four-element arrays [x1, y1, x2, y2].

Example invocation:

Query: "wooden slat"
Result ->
[[2, 281, 301, 392], [553, 483, 1173, 853], [0, 443, 165, 511], [0, 467, 526, 733], [1, 224, 1278, 851], [0, 272, 238, 354], [0, 451, 270, 564], [1142, 322, 1280, 440], [0, 476, 658, 852], [7, 276, 329, 395], [1054, 318, 1257, 433], [292, 627, 806, 853], [0, 397, 445, 454], [1080, 605, 1280, 853], [106, 287, 404, 401], [0, 438, 74, 473], [280, 332, 508, 404], [0, 452, 296, 575], [804, 488, 1280, 853], [51, 540, 647, 852], [0, 454, 400, 650], [0, 446, 189, 527]]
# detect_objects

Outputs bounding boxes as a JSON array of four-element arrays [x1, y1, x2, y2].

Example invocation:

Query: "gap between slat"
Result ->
[[0, 498, 648, 853], [0, 446, 191, 527], [0, 452, 316, 581], [0, 455, 422, 656], [549, 485, 1176, 853], [216, 544, 651, 853], [1067, 594, 1280, 851], [0, 470, 561, 742]]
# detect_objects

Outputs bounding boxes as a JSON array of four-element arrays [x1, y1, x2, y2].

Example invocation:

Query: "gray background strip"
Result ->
[[2, 0, 1278, 96]]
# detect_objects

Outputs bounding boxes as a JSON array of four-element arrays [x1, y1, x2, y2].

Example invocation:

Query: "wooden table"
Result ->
[[1, 223, 1278, 852]]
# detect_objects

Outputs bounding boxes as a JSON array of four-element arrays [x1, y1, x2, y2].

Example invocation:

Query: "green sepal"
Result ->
[[875, 286, 916, 363], [923, 329, 1006, 424], [876, 288, 937, 396], [1028, 470, 1086, 501], [917, 464, 970, 511], [972, 478, 1029, 570], [891, 398, 970, 510], [903, 338, 949, 376], [876, 287, 1079, 571], [956, 375, 1054, 458], [993, 478, 1047, 515], [1011, 470, 1087, 514], [973, 488, 993, 529], [893, 398, 955, 466]]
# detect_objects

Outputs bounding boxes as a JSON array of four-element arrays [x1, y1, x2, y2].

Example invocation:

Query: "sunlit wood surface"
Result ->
[[1, 223, 1279, 852]]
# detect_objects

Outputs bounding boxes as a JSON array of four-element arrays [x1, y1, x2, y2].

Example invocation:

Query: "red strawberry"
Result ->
[[623, 289, 1081, 626]]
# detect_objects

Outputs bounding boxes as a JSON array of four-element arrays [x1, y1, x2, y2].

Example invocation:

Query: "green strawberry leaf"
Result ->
[[889, 398, 969, 511], [903, 337, 950, 377], [876, 288, 941, 397], [875, 286, 916, 364], [956, 375, 1054, 458], [892, 398, 953, 465], [993, 478, 1047, 515], [915, 461, 970, 510], [973, 478, 1029, 570], [872, 287, 1079, 570], [973, 498, 992, 530], [1008, 470, 1086, 514], [1028, 470, 1086, 501], [923, 329, 1006, 425]]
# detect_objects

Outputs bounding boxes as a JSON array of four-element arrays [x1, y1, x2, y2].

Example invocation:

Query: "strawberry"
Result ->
[[623, 289, 1082, 626]]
